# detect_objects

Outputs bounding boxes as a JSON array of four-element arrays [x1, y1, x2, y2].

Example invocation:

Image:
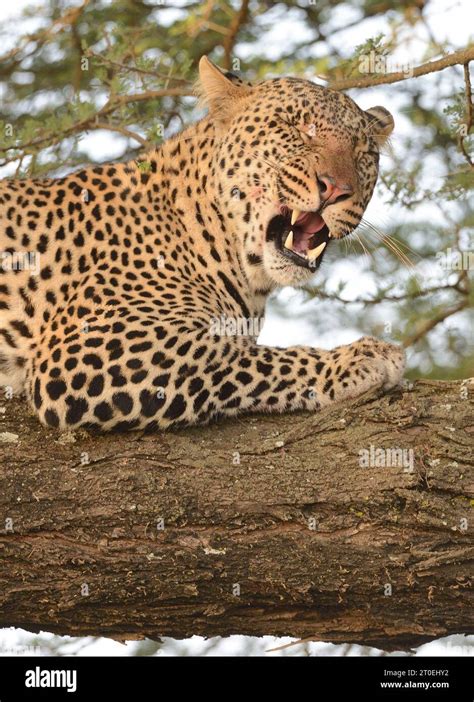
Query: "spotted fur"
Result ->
[[0, 57, 404, 431]]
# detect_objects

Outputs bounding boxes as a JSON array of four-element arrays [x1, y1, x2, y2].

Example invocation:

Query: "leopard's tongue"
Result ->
[[292, 230, 314, 253], [292, 212, 325, 253], [295, 210, 325, 233]]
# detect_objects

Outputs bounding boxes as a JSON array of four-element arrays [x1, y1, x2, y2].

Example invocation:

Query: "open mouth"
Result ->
[[266, 206, 331, 269]]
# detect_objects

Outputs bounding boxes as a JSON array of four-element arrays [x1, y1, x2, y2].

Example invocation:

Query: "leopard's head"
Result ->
[[198, 57, 394, 289]]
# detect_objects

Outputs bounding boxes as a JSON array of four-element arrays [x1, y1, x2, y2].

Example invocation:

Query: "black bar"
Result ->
[[0, 655, 471, 701]]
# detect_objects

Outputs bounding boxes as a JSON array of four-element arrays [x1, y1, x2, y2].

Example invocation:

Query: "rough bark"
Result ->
[[0, 379, 473, 651]]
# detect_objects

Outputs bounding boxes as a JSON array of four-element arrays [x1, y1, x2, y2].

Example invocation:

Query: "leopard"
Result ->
[[0, 56, 405, 432]]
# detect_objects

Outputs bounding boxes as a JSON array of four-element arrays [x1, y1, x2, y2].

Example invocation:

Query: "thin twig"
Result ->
[[93, 122, 150, 148], [86, 50, 191, 84], [307, 280, 467, 306]]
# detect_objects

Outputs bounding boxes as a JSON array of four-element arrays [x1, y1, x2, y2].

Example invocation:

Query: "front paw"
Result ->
[[352, 336, 406, 390]]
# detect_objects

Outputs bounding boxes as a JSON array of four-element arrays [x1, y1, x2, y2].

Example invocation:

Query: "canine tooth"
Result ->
[[307, 241, 327, 261], [284, 230, 294, 250], [291, 209, 301, 225]]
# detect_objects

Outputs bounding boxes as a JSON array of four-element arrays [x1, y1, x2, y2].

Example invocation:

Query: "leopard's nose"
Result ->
[[317, 174, 353, 205]]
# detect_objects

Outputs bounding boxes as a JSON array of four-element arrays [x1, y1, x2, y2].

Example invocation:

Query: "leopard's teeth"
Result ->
[[307, 241, 326, 261], [290, 209, 301, 225], [284, 230, 294, 250]]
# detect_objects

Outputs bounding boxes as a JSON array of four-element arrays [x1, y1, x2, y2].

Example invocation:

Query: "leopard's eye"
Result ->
[[277, 115, 312, 145], [298, 130, 312, 145], [296, 119, 317, 143], [305, 121, 317, 137]]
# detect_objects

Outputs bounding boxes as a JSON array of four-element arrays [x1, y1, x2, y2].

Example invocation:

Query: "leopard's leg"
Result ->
[[176, 334, 405, 426], [29, 312, 405, 431]]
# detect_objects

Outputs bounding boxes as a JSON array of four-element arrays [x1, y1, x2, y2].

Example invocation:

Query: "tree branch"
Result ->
[[223, 0, 250, 70], [402, 299, 469, 348], [0, 0, 91, 66], [459, 62, 473, 166], [0, 380, 473, 650], [327, 46, 474, 90], [0, 87, 193, 166]]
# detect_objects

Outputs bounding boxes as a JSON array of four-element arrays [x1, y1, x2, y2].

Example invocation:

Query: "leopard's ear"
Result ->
[[365, 106, 394, 146], [195, 56, 252, 125]]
